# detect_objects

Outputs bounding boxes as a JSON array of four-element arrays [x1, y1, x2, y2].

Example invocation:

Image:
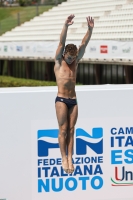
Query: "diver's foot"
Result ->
[[62, 158, 69, 173], [68, 158, 74, 174]]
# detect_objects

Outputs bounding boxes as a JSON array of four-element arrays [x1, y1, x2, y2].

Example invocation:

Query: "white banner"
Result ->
[[0, 40, 133, 60], [31, 118, 133, 200], [0, 85, 133, 200]]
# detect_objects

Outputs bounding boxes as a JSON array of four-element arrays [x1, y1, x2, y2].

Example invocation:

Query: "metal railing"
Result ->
[[0, 5, 55, 35], [0, 0, 67, 35], [0, 60, 128, 85], [0, 0, 66, 7]]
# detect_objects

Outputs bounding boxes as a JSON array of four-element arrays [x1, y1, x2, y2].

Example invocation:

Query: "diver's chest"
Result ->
[[60, 63, 76, 75], [59, 67, 76, 78]]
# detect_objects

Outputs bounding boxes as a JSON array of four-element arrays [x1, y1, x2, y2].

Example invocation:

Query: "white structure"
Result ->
[[1, 0, 133, 41], [0, 85, 133, 200], [0, 0, 133, 63]]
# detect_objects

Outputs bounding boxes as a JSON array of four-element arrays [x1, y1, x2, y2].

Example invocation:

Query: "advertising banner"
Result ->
[[31, 117, 133, 200], [0, 40, 133, 60], [0, 86, 133, 200]]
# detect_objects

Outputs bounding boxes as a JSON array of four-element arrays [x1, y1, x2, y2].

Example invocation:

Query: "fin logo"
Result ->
[[38, 128, 103, 157]]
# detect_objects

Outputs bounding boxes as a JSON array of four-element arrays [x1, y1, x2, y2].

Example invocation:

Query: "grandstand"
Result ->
[[0, 0, 133, 84]]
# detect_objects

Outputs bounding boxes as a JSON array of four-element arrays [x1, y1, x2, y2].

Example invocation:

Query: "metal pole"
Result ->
[[0, 0, 2, 6], [17, 13, 20, 26], [36, 4, 39, 16], [55, 0, 58, 5], [0, 22, 1, 35]]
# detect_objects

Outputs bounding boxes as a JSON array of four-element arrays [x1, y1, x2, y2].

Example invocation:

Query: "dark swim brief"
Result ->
[[55, 96, 77, 109]]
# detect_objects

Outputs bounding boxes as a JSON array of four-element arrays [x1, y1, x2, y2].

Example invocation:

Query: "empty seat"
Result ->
[[0, 0, 133, 41]]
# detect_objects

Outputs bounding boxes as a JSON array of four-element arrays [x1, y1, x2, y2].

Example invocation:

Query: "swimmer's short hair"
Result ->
[[64, 44, 78, 56]]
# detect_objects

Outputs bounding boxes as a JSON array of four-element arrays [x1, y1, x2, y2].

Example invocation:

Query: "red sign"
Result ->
[[100, 45, 108, 53]]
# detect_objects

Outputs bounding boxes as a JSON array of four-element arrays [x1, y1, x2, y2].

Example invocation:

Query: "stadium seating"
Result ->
[[0, 0, 133, 41]]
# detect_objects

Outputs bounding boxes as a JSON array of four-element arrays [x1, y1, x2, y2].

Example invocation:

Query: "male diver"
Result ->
[[54, 14, 94, 173]]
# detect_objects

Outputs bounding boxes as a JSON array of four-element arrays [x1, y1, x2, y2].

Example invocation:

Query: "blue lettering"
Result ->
[[110, 127, 133, 135], [50, 159, 55, 165], [38, 159, 42, 166], [125, 170, 133, 181], [43, 159, 48, 165], [50, 167, 59, 177], [65, 178, 77, 191], [79, 177, 89, 190], [116, 136, 125, 147], [111, 150, 122, 164], [125, 136, 133, 147], [98, 156, 103, 163], [126, 127, 133, 134], [38, 167, 41, 178], [90, 157, 97, 163], [124, 149, 133, 164], [74, 157, 81, 164], [61, 167, 68, 177], [38, 179, 49, 192], [84, 157, 90, 163], [111, 128, 117, 135], [73, 166, 83, 176], [118, 128, 124, 134], [38, 176, 104, 192], [72, 156, 103, 164], [56, 158, 61, 165], [91, 176, 103, 190], [111, 137, 114, 147], [84, 165, 92, 175], [94, 165, 103, 175], [52, 178, 63, 192], [42, 167, 50, 177]]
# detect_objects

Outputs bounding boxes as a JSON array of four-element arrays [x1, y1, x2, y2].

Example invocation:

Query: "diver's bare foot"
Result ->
[[62, 158, 69, 173], [68, 158, 74, 174]]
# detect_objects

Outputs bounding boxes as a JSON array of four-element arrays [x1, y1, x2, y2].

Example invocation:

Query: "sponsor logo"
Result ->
[[37, 127, 104, 192], [122, 47, 131, 53], [16, 46, 23, 52], [100, 45, 108, 54], [90, 46, 96, 52], [38, 128, 103, 157], [4, 46, 8, 52], [111, 166, 133, 186], [112, 46, 117, 51], [110, 127, 133, 186], [112, 46, 118, 53]]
